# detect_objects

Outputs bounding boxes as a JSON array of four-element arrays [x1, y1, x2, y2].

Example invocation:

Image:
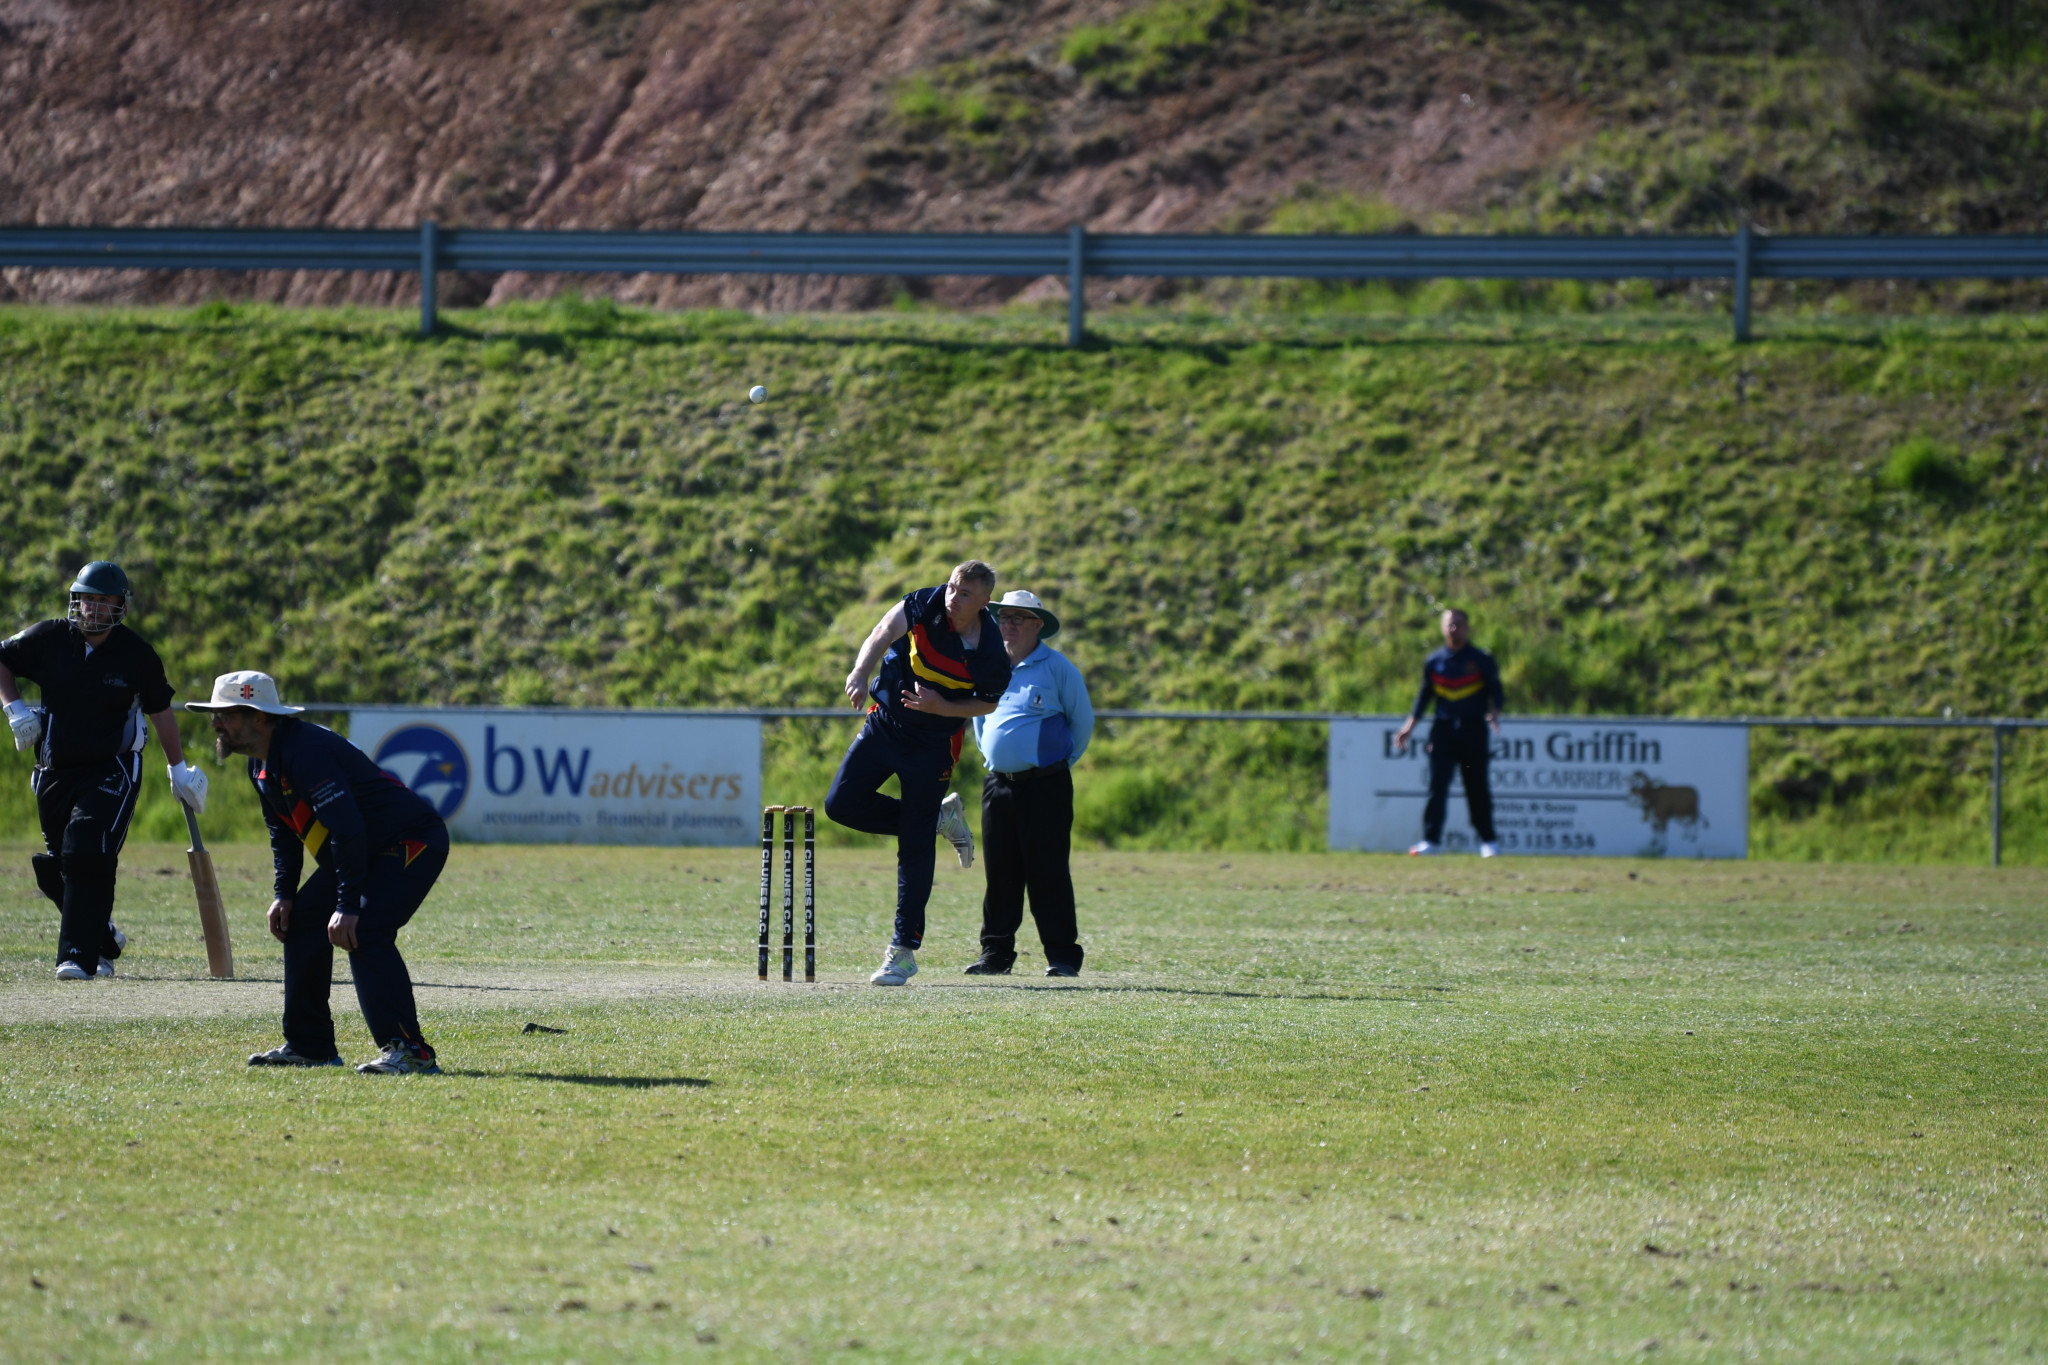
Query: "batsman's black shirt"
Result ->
[[0, 619, 175, 768], [871, 585, 1012, 746], [250, 718, 444, 912], [1410, 643, 1504, 725]]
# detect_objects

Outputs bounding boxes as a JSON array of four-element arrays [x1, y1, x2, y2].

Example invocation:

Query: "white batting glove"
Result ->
[[168, 761, 210, 815], [4, 699, 39, 752]]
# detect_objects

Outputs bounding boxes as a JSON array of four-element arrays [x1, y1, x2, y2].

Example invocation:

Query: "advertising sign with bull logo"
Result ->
[[1328, 719, 1747, 858], [347, 707, 761, 846]]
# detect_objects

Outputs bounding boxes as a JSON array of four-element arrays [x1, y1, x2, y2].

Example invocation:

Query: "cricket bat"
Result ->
[[184, 806, 233, 980]]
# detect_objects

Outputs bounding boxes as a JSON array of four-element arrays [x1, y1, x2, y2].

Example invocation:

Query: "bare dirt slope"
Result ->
[[0, 0, 1581, 309], [4, 2, 2042, 311]]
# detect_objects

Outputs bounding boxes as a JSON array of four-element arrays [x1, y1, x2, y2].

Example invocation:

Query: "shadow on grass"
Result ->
[[511, 1072, 714, 1089], [923, 981, 1453, 1002]]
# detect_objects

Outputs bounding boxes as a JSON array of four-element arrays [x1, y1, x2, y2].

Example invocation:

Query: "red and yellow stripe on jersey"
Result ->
[[907, 622, 976, 693], [1429, 668, 1487, 702]]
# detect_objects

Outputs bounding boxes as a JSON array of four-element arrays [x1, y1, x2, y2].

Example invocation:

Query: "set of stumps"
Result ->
[[757, 805, 816, 982]]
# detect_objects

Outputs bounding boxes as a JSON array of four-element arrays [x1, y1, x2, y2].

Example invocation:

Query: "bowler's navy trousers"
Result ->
[[824, 714, 956, 949]]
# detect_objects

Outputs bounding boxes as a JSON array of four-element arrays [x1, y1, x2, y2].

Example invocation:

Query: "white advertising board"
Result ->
[[1329, 719, 1747, 858], [348, 709, 760, 846]]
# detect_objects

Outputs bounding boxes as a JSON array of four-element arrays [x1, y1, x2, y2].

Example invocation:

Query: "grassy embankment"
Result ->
[[0, 303, 2043, 860], [0, 846, 2042, 1361]]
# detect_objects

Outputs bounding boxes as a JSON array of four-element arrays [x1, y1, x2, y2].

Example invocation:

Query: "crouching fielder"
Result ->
[[192, 672, 448, 1075]]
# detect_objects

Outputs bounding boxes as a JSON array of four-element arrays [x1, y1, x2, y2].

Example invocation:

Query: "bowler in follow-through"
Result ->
[[827, 561, 1012, 987]]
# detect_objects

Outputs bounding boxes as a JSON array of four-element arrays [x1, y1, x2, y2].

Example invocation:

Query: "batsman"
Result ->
[[0, 562, 208, 980], [192, 671, 448, 1075]]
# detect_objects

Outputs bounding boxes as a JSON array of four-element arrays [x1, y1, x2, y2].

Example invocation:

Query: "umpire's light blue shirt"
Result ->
[[972, 644, 1094, 774]]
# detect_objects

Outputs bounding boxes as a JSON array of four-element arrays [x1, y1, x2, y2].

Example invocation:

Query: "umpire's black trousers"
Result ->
[[1422, 718, 1497, 844], [979, 764, 1082, 971]]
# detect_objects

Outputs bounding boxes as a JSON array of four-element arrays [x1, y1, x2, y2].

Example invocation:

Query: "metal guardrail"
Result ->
[[8, 223, 2048, 345], [214, 703, 2041, 865]]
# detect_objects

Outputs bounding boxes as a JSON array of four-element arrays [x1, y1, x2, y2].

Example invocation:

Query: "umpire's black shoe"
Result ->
[[1044, 962, 1081, 978], [963, 954, 1016, 975]]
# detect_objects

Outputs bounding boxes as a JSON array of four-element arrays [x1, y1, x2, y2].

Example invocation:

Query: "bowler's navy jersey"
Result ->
[[1411, 644, 1504, 724], [871, 585, 1011, 745], [0, 619, 175, 768], [250, 718, 444, 912]]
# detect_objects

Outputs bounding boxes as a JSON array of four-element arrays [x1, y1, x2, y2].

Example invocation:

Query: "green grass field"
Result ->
[[1, 842, 2041, 1362]]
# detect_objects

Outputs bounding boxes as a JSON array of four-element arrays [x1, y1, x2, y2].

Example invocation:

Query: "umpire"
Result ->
[[965, 590, 1094, 977], [0, 562, 209, 979], [193, 671, 449, 1075], [1394, 608, 1504, 857]]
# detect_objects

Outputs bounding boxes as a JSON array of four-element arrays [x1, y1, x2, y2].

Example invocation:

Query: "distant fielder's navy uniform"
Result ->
[[825, 585, 1010, 948], [0, 619, 174, 973], [1411, 643, 1504, 846], [251, 717, 448, 1062]]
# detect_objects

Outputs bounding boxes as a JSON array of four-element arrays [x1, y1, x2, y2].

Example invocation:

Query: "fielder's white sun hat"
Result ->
[[993, 590, 1060, 639], [186, 670, 305, 716]]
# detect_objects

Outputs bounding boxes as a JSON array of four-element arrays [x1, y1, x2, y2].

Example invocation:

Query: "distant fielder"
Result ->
[[1395, 608, 1504, 857], [0, 562, 208, 979], [827, 561, 1012, 986], [193, 672, 449, 1074]]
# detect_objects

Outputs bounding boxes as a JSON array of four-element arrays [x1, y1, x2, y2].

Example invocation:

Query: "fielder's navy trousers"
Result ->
[[1422, 718, 1497, 844], [280, 830, 447, 1059], [824, 714, 956, 949]]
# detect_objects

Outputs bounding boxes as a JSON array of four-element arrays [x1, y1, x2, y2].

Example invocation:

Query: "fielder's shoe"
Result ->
[[248, 1043, 344, 1068], [1407, 840, 1437, 856], [1044, 962, 1081, 979], [95, 961, 114, 979], [356, 1040, 442, 1076], [54, 960, 91, 982], [963, 953, 1015, 976], [870, 944, 919, 987], [1480, 842, 1502, 858], [103, 923, 126, 961]]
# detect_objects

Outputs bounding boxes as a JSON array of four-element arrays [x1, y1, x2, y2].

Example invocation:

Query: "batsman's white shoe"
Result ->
[[870, 944, 918, 987], [248, 1043, 344, 1068], [1480, 842, 1501, 858], [936, 792, 974, 868], [54, 960, 91, 981], [1407, 840, 1437, 856], [356, 1040, 442, 1076], [95, 961, 114, 978]]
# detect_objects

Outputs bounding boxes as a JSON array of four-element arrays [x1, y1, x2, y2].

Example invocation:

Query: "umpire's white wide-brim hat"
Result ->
[[186, 670, 305, 716], [994, 590, 1060, 639]]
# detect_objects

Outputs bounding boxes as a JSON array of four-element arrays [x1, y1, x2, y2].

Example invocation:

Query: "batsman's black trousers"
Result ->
[[979, 764, 1083, 971], [280, 829, 448, 1060], [1422, 718, 1497, 844], [32, 754, 141, 972]]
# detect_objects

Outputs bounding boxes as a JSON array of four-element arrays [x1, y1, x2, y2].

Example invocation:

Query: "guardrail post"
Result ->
[[1733, 223, 1752, 344], [419, 220, 439, 338], [1991, 724, 2007, 867], [1068, 223, 1086, 348]]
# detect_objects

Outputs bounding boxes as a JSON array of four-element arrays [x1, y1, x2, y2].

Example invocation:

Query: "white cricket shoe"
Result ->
[[96, 961, 114, 978], [1407, 840, 1437, 856], [936, 791, 974, 868], [870, 944, 919, 987], [54, 961, 92, 981], [1480, 842, 1501, 858]]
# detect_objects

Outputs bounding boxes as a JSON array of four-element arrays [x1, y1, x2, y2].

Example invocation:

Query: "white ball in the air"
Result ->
[[748, 385, 768, 404]]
